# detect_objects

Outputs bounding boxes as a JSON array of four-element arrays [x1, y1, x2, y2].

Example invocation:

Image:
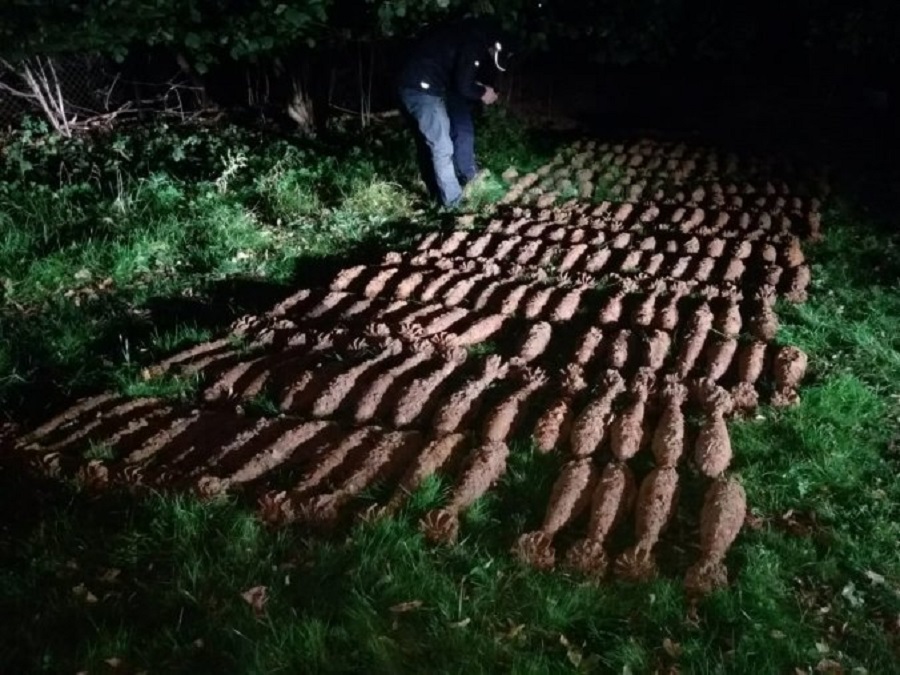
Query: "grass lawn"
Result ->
[[0, 111, 898, 674]]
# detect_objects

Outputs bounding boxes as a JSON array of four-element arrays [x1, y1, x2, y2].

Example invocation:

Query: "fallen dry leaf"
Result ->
[[72, 583, 98, 604], [99, 568, 121, 584], [505, 623, 526, 640], [744, 512, 766, 530], [841, 582, 864, 608], [684, 601, 701, 628], [887, 434, 900, 458], [815, 658, 844, 674], [663, 637, 683, 658], [104, 657, 124, 668], [560, 634, 584, 668], [771, 630, 786, 640], [779, 509, 819, 536], [240, 585, 268, 617], [450, 617, 471, 628], [863, 570, 885, 586], [389, 600, 423, 613]]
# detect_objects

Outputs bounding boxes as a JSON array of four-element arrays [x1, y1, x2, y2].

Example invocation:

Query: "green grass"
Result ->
[[0, 109, 557, 422], [1, 114, 899, 673]]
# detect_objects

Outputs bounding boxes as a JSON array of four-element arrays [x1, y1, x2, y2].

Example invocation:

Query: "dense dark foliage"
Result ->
[[2, 1, 898, 68]]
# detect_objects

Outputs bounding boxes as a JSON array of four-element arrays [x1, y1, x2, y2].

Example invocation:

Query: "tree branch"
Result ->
[[0, 59, 37, 100], [0, 78, 36, 100]]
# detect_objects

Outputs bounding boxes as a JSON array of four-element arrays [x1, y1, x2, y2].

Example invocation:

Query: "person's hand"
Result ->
[[481, 86, 499, 105]]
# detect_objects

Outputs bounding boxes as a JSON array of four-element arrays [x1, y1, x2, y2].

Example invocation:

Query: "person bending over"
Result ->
[[397, 17, 511, 207]]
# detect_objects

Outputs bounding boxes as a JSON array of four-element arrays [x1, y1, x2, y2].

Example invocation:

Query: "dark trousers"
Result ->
[[447, 94, 478, 184], [399, 87, 478, 206]]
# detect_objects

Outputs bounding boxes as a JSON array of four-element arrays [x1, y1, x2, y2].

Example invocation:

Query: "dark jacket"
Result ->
[[397, 18, 502, 102]]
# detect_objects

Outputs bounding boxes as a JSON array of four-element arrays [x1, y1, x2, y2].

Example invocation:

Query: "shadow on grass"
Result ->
[[0, 215, 434, 427]]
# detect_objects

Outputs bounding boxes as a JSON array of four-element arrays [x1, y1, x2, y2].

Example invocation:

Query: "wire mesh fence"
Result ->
[[0, 53, 210, 134], [1, 54, 115, 128], [0, 46, 414, 136], [0, 46, 561, 136]]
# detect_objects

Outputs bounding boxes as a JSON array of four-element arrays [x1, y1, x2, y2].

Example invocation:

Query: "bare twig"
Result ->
[[169, 82, 185, 121], [357, 41, 369, 128], [329, 104, 399, 120], [20, 59, 68, 135], [367, 43, 375, 127], [0, 61, 37, 100], [0, 80, 35, 100], [0, 58, 34, 99], [44, 56, 71, 134], [103, 71, 121, 111]]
